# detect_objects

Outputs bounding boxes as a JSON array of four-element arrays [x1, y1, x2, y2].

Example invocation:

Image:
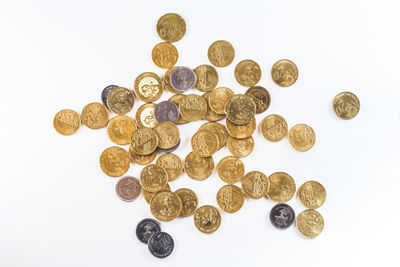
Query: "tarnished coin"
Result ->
[[148, 232, 174, 258], [208, 87, 234, 115], [135, 218, 161, 244], [134, 72, 163, 102], [153, 121, 180, 149], [53, 109, 80, 135], [226, 117, 256, 139], [199, 122, 228, 150], [162, 67, 180, 94], [156, 13, 186, 43], [129, 146, 157, 165], [101, 85, 118, 108], [269, 203, 295, 230], [152, 42, 178, 69], [288, 124, 316, 152], [107, 87, 134, 115], [217, 156, 245, 184], [193, 64, 219, 92], [260, 114, 288, 142], [184, 152, 214, 180], [143, 184, 171, 204], [175, 188, 198, 217], [191, 130, 219, 157], [245, 86, 271, 113], [157, 139, 181, 153], [154, 101, 179, 123], [178, 94, 207, 121], [130, 128, 158, 155], [216, 185, 245, 213], [241, 171, 269, 199], [267, 172, 296, 203], [234, 59, 261, 87], [156, 153, 183, 181], [99, 146, 130, 177], [201, 92, 225, 121], [81, 102, 109, 129], [225, 94, 256, 125], [107, 115, 137, 145], [140, 164, 168, 192], [169, 94, 188, 124], [194, 205, 221, 234], [207, 40, 235, 67], [271, 59, 298, 87], [298, 181, 326, 209], [333, 91, 360, 120], [150, 190, 182, 221], [296, 209, 324, 238], [227, 135, 254, 158], [115, 176, 141, 201], [170, 66, 196, 91], [135, 103, 158, 128]]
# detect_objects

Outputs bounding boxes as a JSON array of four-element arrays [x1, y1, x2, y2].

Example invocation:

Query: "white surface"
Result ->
[[1, 0, 400, 266]]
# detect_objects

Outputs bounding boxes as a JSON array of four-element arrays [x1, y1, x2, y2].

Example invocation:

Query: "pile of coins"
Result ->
[[53, 13, 361, 258]]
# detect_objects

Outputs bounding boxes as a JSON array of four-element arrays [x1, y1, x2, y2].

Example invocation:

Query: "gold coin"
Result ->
[[107, 116, 137, 145], [288, 124, 316, 152], [139, 164, 168, 192], [198, 122, 228, 150], [175, 188, 198, 217], [298, 181, 326, 209], [245, 86, 271, 113], [260, 114, 288, 142], [130, 128, 158, 155], [156, 153, 183, 181], [207, 40, 235, 67], [191, 130, 219, 157], [81, 102, 109, 129], [227, 135, 254, 158], [208, 87, 234, 114], [156, 13, 186, 43], [184, 152, 214, 180], [134, 72, 163, 102], [169, 94, 188, 124], [216, 184, 245, 213], [226, 117, 256, 139], [333, 91, 360, 120], [143, 183, 171, 204], [128, 145, 156, 165], [152, 42, 178, 69], [53, 109, 80, 135], [193, 205, 221, 234], [271, 59, 298, 87], [150, 190, 182, 221], [99, 146, 130, 177], [241, 171, 269, 199], [162, 67, 180, 94], [193, 64, 219, 92], [107, 87, 134, 115], [296, 209, 324, 238], [201, 92, 225, 121], [135, 103, 158, 129], [234, 59, 261, 87], [225, 94, 256, 125], [153, 121, 180, 149], [267, 172, 296, 203], [217, 156, 245, 184], [178, 94, 207, 121]]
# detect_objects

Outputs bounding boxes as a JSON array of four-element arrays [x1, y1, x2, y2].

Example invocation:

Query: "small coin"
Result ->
[[194, 205, 221, 234], [296, 209, 324, 238], [153, 121, 180, 149], [107, 115, 137, 145], [260, 114, 288, 142], [115, 176, 141, 201], [156, 13, 186, 43], [107, 87, 134, 115], [216, 184, 245, 213], [227, 135, 254, 158], [298, 181, 326, 209], [178, 94, 207, 121], [150, 190, 182, 221], [267, 172, 296, 203], [245, 86, 271, 113], [134, 72, 163, 102], [271, 59, 298, 87], [225, 94, 256, 125], [184, 151, 214, 180], [217, 156, 245, 184], [53, 109, 80, 135], [208, 87, 234, 115], [157, 139, 181, 153], [81, 102, 109, 129], [148, 232, 174, 258], [198, 122, 228, 150], [162, 67, 180, 94], [99, 146, 130, 177], [234, 59, 261, 87], [241, 171, 269, 199], [175, 188, 198, 217], [269, 203, 295, 230], [333, 91, 360, 120], [193, 64, 219, 92], [170, 66, 196, 91], [169, 94, 188, 124], [135, 218, 161, 244], [152, 42, 178, 69], [143, 184, 171, 204], [135, 103, 158, 129], [140, 164, 168, 193], [191, 130, 219, 157], [225, 117, 256, 139], [156, 153, 183, 181], [130, 128, 158, 155], [154, 101, 179, 123], [201, 92, 225, 121], [288, 124, 316, 152], [129, 146, 157, 165], [207, 40, 235, 67], [101, 85, 118, 108]]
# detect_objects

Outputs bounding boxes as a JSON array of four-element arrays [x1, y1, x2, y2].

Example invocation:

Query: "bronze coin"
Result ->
[[115, 176, 141, 201]]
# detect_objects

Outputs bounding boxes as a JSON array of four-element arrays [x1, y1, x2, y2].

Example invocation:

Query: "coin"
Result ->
[[207, 40, 235, 67], [260, 114, 288, 142], [169, 94, 188, 124], [81, 102, 109, 129], [288, 124, 316, 152], [234, 59, 261, 87], [241, 171, 269, 199], [99, 146, 130, 177], [333, 91, 360, 120], [191, 130, 219, 157], [143, 184, 171, 204], [216, 185, 244, 213], [150, 190, 182, 221], [298, 181, 326, 209], [140, 164, 168, 192], [135, 103, 158, 128], [134, 72, 163, 102], [153, 121, 180, 149], [267, 172, 296, 203], [225, 94, 256, 125], [154, 101, 179, 123], [152, 42, 178, 69], [130, 128, 158, 155], [53, 109, 80, 135], [101, 85, 118, 108], [208, 87, 234, 114], [193, 205, 221, 234], [245, 86, 271, 113], [170, 66, 196, 91], [201, 92, 225, 121], [296, 209, 324, 238], [157, 139, 181, 153], [129, 146, 157, 165], [148, 232, 174, 258], [225, 117, 256, 139], [184, 152, 214, 180], [198, 122, 228, 150], [156, 13, 186, 43], [115, 176, 141, 201], [178, 94, 207, 121], [193, 64, 218, 92], [269, 203, 295, 230], [162, 67, 180, 94], [175, 188, 198, 217], [217, 156, 245, 184], [135, 218, 161, 244], [227, 135, 254, 158], [107, 115, 137, 145], [271, 59, 298, 87], [156, 153, 183, 181], [107, 87, 134, 115]]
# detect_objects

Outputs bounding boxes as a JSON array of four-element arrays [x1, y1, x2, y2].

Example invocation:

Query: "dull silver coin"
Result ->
[[135, 218, 161, 244], [148, 231, 174, 258], [115, 176, 141, 202], [154, 101, 180, 123], [269, 203, 295, 230], [170, 66, 196, 91], [101, 85, 118, 108]]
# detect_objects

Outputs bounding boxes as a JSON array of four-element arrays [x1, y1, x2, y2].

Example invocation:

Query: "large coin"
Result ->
[[198, 122, 228, 150], [207, 40, 235, 67], [208, 87, 234, 114], [81, 102, 109, 129], [178, 94, 207, 121], [170, 66, 196, 91], [245, 86, 271, 113], [156, 13, 186, 43], [241, 171, 269, 199], [135, 218, 161, 244], [169, 94, 188, 124], [143, 184, 171, 204], [296, 209, 324, 238], [134, 72, 163, 102], [53, 109, 80, 135], [152, 42, 178, 69], [130, 128, 158, 155], [271, 59, 298, 87], [140, 164, 168, 193], [333, 91, 360, 120], [184, 152, 214, 180], [298, 181, 326, 209], [266, 172, 296, 203], [106, 87, 134, 115], [217, 156, 245, 184], [201, 92, 225, 121], [194, 205, 221, 234], [101, 84, 118, 108], [150, 190, 182, 221], [234, 59, 261, 87], [107, 115, 137, 145], [129, 146, 157, 165], [135, 103, 158, 128], [225, 117, 256, 139], [288, 124, 316, 152], [216, 184, 244, 213], [153, 121, 180, 149], [154, 101, 180, 123], [148, 232, 174, 258], [115, 176, 141, 202], [227, 135, 254, 158], [269, 203, 295, 229], [225, 94, 256, 125], [156, 153, 183, 181], [99, 146, 130, 177], [260, 114, 288, 142], [193, 64, 219, 92], [191, 130, 219, 157], [175, 188, 198, 217]]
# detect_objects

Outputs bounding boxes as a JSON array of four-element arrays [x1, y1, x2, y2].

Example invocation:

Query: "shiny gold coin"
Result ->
[[296, 209, 324, 238], [225, 94, 256, 125], [153, 121, 180, 149], [139, 164, 168, 193], [175, 188, 198, 217], [217, 156, 245, 184], [208, 87, 234, 115], [107, 87, 134, 115], [226, 117, 256, 139], [288, 124, 316, 152], [162, 67, 180, 94], [227, 135, 254, 158], [193, 64, 219, 92], [156, 13, 186, 43], [191, 130, 219, 157], [207, 40, 235, 67], [201, 92, 225, 121], [99, 146, 130, 177], [143, 183, 171, 204], [150, 190, 182, 222], [260, 114, 288, 142], [267, 172, 296, 203], [135, 103, 158, 129], [169, 94, 188, 124], [216, 185, 245, 213], [298, 181, 327, 209], [333, 91, 360, 120], [184, 152, 214, 180], [178, 94, 207, 121], [241, 171, 269, 199], [151, 42, 178, 69], [245, 86, 271, 113], [271, 59, 298, 87], [198, 122, 228, 150], [130, 128, 158, 155], [128, 145, 156, 165], [134, 72, 163, 102], [53, 109, 80, 135], [81, 102, 109, 129], [107, 116, 137, 145], [234, 59, 261, 87], [193, 205, 221, 234], [156, 153, 183, 181]]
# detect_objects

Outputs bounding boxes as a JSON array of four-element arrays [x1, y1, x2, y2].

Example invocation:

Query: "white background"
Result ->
[[1, 0, 400, 266]]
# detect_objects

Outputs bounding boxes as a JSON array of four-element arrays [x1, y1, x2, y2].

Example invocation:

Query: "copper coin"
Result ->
[[154, 101, 180, 123], [115, 176, 141, 202]]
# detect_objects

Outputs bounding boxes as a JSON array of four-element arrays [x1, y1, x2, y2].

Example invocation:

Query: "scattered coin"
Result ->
[[152, 42, 178, 69], [201, 92, 225, 121], [156, 153, 183, 181], [178, 94, 207, 121], [150, 190, 182, 221], [129, 146, 157, 165], [134, 72, 163, 102], [208, 87, 234, 114], [191, 130, 219, 157], [333, 91, 360, 120], [207, 40, 235, 67], [169, 94, 188, 124], [193, 64, 218, 92], [288, 124, 316, 152], [130, 128, 158, 155], [216, 184, 245, 213], [198, 122, 228, 150], [245, 86, 271, 113], [227, 135, 254, 158], [136, 218, 161, 244], [234, 59, 261, 87], [296, 209, 324, 238], [148, 231, 174, 258], [162, 67, 180, 94], [156, 13, 186, 43], [217, 156, 245, 184], [154, 101, 180, 123], [267, 172, 296, 203], [260, 114, 288, 142], [153, 121, 180, 149], [115, 176, 141, 201], [135, 103, 158, 128], [143, 184, 171, 204], [107, 87, 135, 115], [140, 164, 168, 192], [81, 102, 109, 129], [269, 203, 295, 230], [184, 151, 214, 180], [225, 94, 256, 125], [53, 109, 80, 135], [271, 59, 298, 87], [101, 85, 118, 108], [241, 171, 269, 199], [175, 188, 198, 217], [157, 139, 181, 153], [107, 115, 137, 145], [170, 66, 196, 91], [99, 146, 130, 177], [194, 205, 221, 234], [225, 117, 256, 139], [298, 181, 326, 209]]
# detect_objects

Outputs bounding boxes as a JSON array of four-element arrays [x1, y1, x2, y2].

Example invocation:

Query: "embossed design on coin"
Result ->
[[148, 232, 174, 258], [162, 67, 180, 94], [225, 94, 256, 125], [296, 209, 324, 238], [267, 172, 296, 203], [143, 184, 171, 204], [153, 121, 180, 149], [175, 188, 198, 217], [135, 218, 161, 244], [245, 86, 271, 113], [208, 87, 234, 115], [191, 130, 219, 157], [107, 115, 137, 145], [135, 103, 158, 128], [217, 156, 245, 184], [154, 101, 179, 123], [134, 72, 163, 102], [260, 114, 288, 142], [333, 91, 360, 120], [227, 135, 254, 158], [234, 59, 261, 87], [271, 59, 298, 87], [130, 128, 158, 155], [241, 171, 269, 199], [288, 124, 316, 152], [298, 181, 326, 209], [81, 102, 109, 129], [193, 64, 219, 92], [150, 191, 182, 221], [216, 185, 244, 213], [226, 117, 256, 139], [269, 203, 295, 229], [201, 92, 225, 121], [53, 109, 80, 135], [156, 153, 183, 181], [170, 66, 196, 91], [140, 164, 168, 193], [107, 87, 134, 115], [116, 176, 141, 201], [199, 122, 228, 150], [129, 146, 157, 165], [194, 205, 221, 234], [169, 94, 188, 124], [178, 94, 207, 121], [184, 152, 214, 180], [156, 13, 186, 43], [208, 40, 235, 67], [101, 85, 118, 108], [152, 42, 178, 69], [99, 146, 130, 177]]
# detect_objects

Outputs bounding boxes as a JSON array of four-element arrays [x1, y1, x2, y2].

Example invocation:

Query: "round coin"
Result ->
[[156, 153, 183, 181], [201, 92, 225, 121], [153, 121, 180, 149], [225, 94, 256, 125], [135, 103, 158, 128], [198, 122, 228, 150], [99, 146, 130, 177], [115, 176, 141, 201], [191, 130, 219, 157], [53, 109, 80, 135], [129, 146, 157, 165], [333, 91, 360, 120], [152, 42, 178, 69], [298, 181, 326, 209], [216, 185, 245, 213], [154, 101, 179, 123], [101, 84, 118, 108], [143, 184, 171, 204], [208, 87, 234, 115], [178, 94, 207, 121], [269, 203, 295, 230], [130, 128, 158, 155], [260, 114, 288, 142], [225, 117, 256, 139], [217, 156, 245, 184], [175, 188, 198, 217], [156, 13, 186, 43], [184, 152, 214, 180], [135, 218, 161, 244], [288, 124, 316, 152], [207, 40, 235, 67], [241, 171, 269, 199], [162, 67, 180, 94], [271, 59, 298, 87], [107, 115, 137, 145], [193, 64, 219, 92], [169, 94, 188, 124], [134, 72, 163, 102], [267, 172, 296, 203], [150, 190, 182, 221], [245, 86, 271, 113], [227, 135, 254, 158], [148, 232, 174, 258], [296, 209, 324, 238], [194, 205, 221, 234], [234, 59, 261, 87], [81, 102, 109, 129], [140, 164, 168, 193], [157, 139, 181, 153], [106, 87, 134, 115], [170, 66, 196, 91]]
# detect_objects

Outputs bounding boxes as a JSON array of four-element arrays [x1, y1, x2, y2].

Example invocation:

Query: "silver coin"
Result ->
[[101, 85, 118, 108], [148, 232, 174, 258], [135, 218, 161, 244], [154, 101, 180, 123], [269, 203, 295, 230], [170, 66, 196, 91]]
